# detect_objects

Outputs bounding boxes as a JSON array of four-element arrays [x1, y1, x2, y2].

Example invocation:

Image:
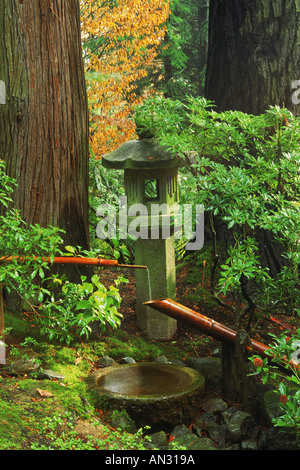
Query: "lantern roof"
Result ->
[[102, 139, 181, 170]]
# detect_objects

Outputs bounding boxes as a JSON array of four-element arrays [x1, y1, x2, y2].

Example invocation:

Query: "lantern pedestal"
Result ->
[[102, 139, 181, 340], [135, 237, 177, 340]]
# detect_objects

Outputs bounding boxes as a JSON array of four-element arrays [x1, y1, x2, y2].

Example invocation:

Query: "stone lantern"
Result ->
[[102, 139, 181, 340]]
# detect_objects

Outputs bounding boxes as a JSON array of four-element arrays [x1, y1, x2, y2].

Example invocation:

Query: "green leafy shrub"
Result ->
[[31, 410, 154, 450], [39, 273, 125, 344], [250, 333, 300, 443], [0, 160, 64, 308], [0, 161, 124, 344]]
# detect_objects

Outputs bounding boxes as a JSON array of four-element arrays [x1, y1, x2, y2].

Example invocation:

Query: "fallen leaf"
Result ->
[[37, 388, 54, 398]]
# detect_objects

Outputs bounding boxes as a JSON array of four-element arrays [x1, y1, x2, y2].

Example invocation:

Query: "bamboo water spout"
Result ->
[[0, 256, 148, 270], [144, 298, 270, 357], [144, 298, 300, 375], [50, 257, 148, 269]]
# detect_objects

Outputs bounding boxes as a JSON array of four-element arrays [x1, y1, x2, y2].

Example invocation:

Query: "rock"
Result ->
[[110, 410, 138, 434], [169, 424, 216, 450], [205, 421, 228, 441], [201, 395, 228, 414], [226, 442, 241, 450], [291, 340, 300, 365], [169, 434, 216, 450], [85, 359, 299, 451], [169, 435, 216, 450], [145, 431, 168, 450], [153, 355, 171, 364], [2, 349, 41, 375], [185, 357, 222, 391], [257, 428, 268, 449], [33, 369, 65, 381], [212, 348, 221, 357], [194, 411, 216, 427], [170, 359, 186, 367], [96, 356, 117, 368], [193, 412, 227, 443], [217, 438, 227, 450], [4, 358, 40, 375], [171, 424, 193, 438], [227, 411, 259, 443], [220, 407, 237, 424], [241, 439, 259, 450], [192, 412, 215, 437], [120, 357, 136, 364]]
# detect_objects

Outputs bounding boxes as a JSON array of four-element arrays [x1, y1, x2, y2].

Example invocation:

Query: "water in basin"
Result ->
[[96, 363, 193, 397]]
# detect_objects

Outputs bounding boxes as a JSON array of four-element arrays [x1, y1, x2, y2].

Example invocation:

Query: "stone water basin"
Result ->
[[87, 363, 205, 428]]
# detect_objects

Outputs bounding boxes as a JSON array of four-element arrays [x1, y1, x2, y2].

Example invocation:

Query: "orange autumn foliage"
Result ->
[[81, 0, 170, 158]]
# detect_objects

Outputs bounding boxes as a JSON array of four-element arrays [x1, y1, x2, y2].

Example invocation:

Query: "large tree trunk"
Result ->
[[205, 0, 300, 115], [204, 0, 299, 281], [0, 0, 90, 249], [197, 0, 209, 96]]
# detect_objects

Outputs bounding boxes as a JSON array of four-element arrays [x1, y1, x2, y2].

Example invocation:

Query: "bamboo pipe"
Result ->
[[49, 257, 148, 269], [145, 299, 300, 372], [144, 298, 271, 357], [0, 256, 148, 270]]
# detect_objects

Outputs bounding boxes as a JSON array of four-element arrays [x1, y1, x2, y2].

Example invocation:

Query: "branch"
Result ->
[[212, 292, 236, 314]]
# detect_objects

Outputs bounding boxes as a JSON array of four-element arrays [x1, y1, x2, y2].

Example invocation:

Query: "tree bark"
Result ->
[[197, 0, 209, 96], [204, 0, 299, 284], [205, 0, 300, 115], [0, 0, 90, 249]]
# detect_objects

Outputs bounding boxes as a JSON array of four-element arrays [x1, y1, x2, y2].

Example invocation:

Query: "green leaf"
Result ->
[[39, 267, 45, 279], [75, 300, 92, 310], [64, 245, 76, 255], [31, 269, 38, 280]]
